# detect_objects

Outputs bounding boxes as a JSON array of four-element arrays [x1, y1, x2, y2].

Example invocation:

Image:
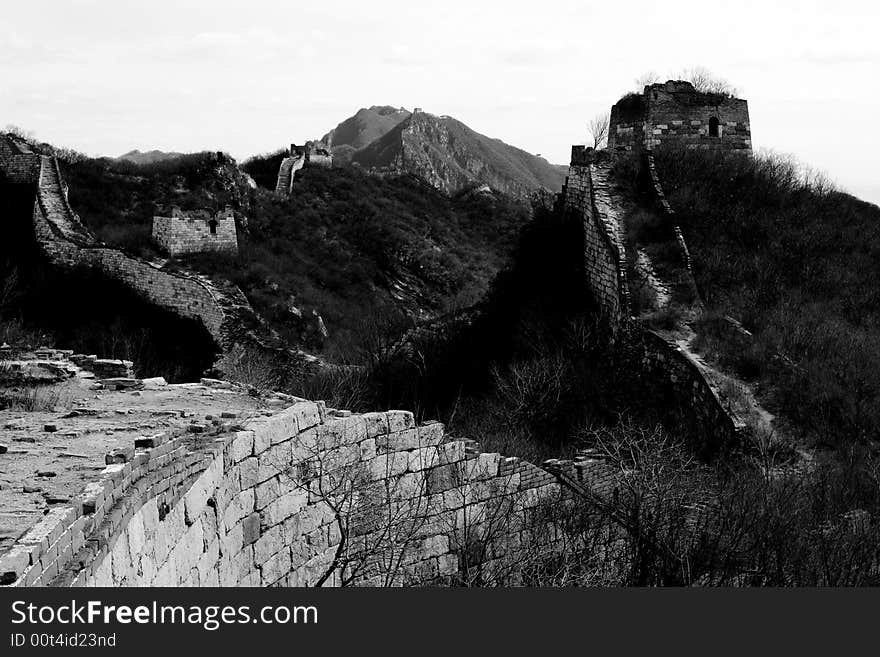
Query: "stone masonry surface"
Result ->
[[0, 138, 311, 375], [275, 141, 332, 197], [0, 351, 571, 587], [152, 207, 238, 256], [560, 144, 741, 449], [609, 80, 751, 155], [561, 149, 629, 337]]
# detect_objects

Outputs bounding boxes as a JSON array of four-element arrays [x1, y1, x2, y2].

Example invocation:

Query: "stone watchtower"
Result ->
[[151, 205, 239, 256], [608, 80, 751, 155]]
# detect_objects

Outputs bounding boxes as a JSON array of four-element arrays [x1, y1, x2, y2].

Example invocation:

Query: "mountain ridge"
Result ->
[[117, 149, 185, 165], [322, 107, 566, 198]]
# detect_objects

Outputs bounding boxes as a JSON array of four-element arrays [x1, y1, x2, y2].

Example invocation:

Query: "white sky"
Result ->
[[2, 0, 878, 204]]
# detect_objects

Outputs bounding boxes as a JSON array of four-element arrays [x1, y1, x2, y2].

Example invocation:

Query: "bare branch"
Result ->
[[587, 112, 610, 150]]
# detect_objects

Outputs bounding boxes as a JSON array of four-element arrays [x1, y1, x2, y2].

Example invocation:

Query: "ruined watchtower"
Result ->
[[294, 141, 332, 168], [608, 80, 751, 155], [151, 206, 238, 256]]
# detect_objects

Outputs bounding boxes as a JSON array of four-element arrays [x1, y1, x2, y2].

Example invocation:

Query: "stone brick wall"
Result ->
[[1, 149, 309, 375], [274, 142, 332, 197], [31, 195, 226, 344], [606, 117, 645, 155], [642, 151, 699, 297], [152, 207, 238, 256], [1, 400, 567, 587], [609, 81, 751, 155], [561, 148, 629, 336], [560, 144, 743, 454], [629, 329, 744, 454], [0, 137, 41, 183], [274, 155, 305, 196]]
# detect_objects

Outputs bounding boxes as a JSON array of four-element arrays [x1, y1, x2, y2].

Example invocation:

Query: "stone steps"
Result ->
[[38, 157, 95, 245], [274, 155, 306, 196], [274, 157, 294, 195]]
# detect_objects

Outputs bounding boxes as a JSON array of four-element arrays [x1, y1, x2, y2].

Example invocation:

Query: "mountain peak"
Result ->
[[329, 108, 565, 198]]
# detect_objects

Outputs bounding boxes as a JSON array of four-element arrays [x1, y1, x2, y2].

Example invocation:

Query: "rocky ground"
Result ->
[[0, 348, 292, 554]]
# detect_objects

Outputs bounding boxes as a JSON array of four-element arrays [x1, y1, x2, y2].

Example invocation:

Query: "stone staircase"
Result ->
[[37, 156, 95, 246], [274, 155, 305, 196]]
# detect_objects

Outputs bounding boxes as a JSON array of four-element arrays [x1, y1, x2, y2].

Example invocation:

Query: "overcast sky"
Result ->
[[2, 0, 878, 203]]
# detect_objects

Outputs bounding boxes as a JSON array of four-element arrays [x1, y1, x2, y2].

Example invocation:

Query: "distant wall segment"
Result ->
[[0, 138, 312, 377], [152, 207, 238, 256]]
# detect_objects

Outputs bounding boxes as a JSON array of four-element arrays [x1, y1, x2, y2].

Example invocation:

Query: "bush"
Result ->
[[654, 145, 880, 447]]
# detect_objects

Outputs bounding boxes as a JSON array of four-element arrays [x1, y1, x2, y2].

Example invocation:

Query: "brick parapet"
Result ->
[[562, 157, 629, 337], [0, 394, 578, 587]]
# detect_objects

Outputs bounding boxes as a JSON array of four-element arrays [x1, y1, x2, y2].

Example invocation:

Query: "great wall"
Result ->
[[275, 142, 332, 197], [0, 135, 312, 377], [0, 348, 591, 587], [0, 81, 771, 586]]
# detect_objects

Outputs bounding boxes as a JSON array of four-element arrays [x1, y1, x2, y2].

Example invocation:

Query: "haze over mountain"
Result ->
[[117, 149, 185, 165], [322, 107, 567, 198], [322, 105, 412, 163]]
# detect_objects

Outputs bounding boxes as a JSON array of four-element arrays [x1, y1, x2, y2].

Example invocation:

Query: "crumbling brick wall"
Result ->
[[3, 401, 568, 587], [31, 195, 227, 343], [0, 137, 41, 183], [561, 147, 629, 337], [609, 81, 751, 154], [151, 207, 238, 256], [559, 144, 743, 452]]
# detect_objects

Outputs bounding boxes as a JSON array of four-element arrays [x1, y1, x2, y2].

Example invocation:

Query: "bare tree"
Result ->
[[583, 421, 712, 585], [587, 112, 610, 150], [678, 66, 737, 96], [276, 426, 436, 587], [634, 71, 661, 91], [3, 124, 35, 141]]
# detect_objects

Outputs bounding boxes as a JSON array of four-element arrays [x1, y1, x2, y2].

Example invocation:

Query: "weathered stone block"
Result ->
[[229, 431, 254, 463], [362, 412, 389, 438], [386, 410, 415, 432], [242, 513, 261, 546], [253, 524, 285, 565], [260, 547, 291, 586], [376, 428, 420, 453], [262, 489, 308, 527]]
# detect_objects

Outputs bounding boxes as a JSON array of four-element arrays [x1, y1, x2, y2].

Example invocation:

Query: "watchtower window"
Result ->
[[208, 219, 218, 235], [709, 117, 720, 138]]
